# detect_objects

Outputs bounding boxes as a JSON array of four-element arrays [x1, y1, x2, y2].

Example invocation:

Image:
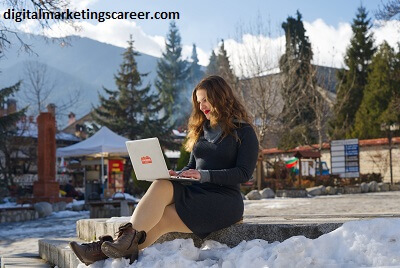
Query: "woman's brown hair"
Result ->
[[185, 75, 253, 151]]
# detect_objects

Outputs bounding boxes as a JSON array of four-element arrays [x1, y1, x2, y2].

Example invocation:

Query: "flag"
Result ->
[[285, 157, 298, 169]]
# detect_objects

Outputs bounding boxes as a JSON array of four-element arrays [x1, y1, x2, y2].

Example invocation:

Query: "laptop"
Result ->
[[125, 137, 198, 182]]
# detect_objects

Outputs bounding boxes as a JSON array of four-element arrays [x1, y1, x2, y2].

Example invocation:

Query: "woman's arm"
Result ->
[[178, 152, 196, 173], [204, 126, 259, 185]]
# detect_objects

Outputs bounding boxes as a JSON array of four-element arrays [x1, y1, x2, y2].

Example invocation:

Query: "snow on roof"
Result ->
[[16, 121, 80, 142]]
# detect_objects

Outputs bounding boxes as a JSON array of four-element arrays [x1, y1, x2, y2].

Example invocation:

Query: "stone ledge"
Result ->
[[1, 253, 51, 268], [76, 213, 400, 247], [38, 238, 81, 268], [77, 217, 346, 247]]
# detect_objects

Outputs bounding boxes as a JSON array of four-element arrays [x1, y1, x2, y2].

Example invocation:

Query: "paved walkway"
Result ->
[[0, 211, 89, 256], [244, 191, 400, 223]]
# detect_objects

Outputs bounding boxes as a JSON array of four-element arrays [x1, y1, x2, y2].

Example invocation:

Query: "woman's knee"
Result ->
[[145, 180, 174, 204], [150, 179, 172, 191]]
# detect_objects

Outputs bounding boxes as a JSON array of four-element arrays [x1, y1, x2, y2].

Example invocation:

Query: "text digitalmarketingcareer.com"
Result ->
[[2, 8, 180, 22]]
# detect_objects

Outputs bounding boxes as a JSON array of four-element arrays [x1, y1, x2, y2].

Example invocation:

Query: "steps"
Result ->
[[1, 253, 51, 268], [38, 238, 82, 268]]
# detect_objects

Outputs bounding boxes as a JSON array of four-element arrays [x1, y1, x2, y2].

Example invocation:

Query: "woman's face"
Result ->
[[196, 89, 213, 120]]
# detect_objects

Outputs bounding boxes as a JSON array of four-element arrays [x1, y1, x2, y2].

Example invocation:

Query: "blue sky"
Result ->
[[88, 0, 385, 49], [4, 0, 399, 72]]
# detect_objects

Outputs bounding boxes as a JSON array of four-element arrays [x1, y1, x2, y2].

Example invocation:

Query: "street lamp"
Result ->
[[381, 122, 400, 185]]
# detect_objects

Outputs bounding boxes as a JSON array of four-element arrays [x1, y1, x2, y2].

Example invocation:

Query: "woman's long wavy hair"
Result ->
[[185, 75, 253, 151]]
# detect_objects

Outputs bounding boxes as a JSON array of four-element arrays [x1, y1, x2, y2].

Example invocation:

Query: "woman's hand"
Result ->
[[169, 170, 178, 176], [179, 169, 201, 180]]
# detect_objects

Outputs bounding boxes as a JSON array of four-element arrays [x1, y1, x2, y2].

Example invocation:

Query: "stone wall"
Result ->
[[0, 207, 39, 223]]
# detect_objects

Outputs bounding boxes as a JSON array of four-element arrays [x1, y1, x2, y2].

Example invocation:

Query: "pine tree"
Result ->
[[155, 21, 189, 128], [0, 81, 27, 188], [187, 44, 204, 89], [278, 10, 316, 149], [206, 50, 218, 76], [216, 40, 242, 98], [0, 82, 25, 131], [353, 42, 400, 138], [330, 6, 376, 139], [93, 37, 171, 144]]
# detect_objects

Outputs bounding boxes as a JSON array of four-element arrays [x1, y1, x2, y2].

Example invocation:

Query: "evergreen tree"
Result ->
[[206, 50, 218, 76], [330, 6, 376, 139], [352, 42, 400, 138], [188, 44, 204, 84], [0, 81, 27, 188], [278, 10, 316, 149], [93, 37, 170, 144], [216, 40, 238, 89], [187, 44, 204, 99], [155, 21, 189, 128]]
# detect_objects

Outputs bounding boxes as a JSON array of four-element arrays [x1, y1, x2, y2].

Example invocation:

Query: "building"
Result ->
[[263, 137, 400, 183]]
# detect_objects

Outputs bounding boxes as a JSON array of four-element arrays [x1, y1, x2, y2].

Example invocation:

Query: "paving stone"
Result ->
[[1, 253, 50, 268]]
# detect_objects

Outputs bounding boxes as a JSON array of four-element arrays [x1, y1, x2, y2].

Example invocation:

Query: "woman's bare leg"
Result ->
[[130, 180, 174, 232], [139, 203, 192, 249]]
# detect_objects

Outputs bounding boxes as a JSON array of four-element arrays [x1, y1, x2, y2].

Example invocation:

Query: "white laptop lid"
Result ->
[[125, 137, 170, 181]]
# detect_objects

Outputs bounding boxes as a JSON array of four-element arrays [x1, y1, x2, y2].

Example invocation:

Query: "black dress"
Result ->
[[172, 122, 259, 239]]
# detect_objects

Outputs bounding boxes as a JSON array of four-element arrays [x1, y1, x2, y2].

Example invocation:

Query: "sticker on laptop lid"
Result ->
[[141, 156, 152, 164]]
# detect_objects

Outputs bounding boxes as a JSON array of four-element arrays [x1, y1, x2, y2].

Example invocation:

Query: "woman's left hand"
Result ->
[[179, 169, 201, 180]]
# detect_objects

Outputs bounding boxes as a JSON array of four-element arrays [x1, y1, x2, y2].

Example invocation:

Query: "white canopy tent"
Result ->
[[56, 126, 129, 183]]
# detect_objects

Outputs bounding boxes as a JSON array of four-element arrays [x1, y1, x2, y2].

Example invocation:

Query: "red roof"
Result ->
[[262, 137, 400, 155]]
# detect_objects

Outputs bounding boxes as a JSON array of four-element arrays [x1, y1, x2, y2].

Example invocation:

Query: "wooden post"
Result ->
[[298, 157, 302, 188]]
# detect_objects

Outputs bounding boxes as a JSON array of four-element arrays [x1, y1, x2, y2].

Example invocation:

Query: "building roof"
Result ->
[[262, 137, 400, 155], [293, 150, 321, 159], [16, 121, 81, 142]]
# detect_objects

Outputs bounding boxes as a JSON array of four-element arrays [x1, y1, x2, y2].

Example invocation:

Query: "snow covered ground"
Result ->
[[1, 194, 400, 267], [78, 218, 400, 268]]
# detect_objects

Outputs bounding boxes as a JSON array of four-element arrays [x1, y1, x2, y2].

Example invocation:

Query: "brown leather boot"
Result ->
[[69, 235, 113, 266], [101, 222, 146, 264]]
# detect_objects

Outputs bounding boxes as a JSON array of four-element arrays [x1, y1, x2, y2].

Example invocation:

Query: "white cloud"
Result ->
[[16, 17, 400, 75], [222, 18, 400, 76], [20, 19, 165, 58], [223, 34, 285, 78], [69, 0, 99, 10], [372, 20, 400, 49], [304, 19, 352, 68]]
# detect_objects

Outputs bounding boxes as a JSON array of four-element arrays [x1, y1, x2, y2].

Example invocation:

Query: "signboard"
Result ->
[[330, 139, 360, 178]]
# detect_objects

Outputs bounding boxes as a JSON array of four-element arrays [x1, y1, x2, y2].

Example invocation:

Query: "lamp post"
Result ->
[[381, 122, 400, 185]]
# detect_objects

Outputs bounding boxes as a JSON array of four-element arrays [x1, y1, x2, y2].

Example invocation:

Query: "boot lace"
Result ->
[[116, 222, 134, 238], [82, 240, 102, 252], [115, 222, 136, 250]]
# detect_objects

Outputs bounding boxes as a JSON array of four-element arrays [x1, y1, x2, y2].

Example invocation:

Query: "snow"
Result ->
[[76, 218, 400, 268], [66, 199, 85, 209], [2, 194, 400, 267], [0, 210, 89, 256], [0, 198, 31, 208]]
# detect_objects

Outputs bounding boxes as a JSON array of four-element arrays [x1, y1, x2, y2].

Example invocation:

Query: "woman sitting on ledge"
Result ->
[[69, 75, 259, 265]]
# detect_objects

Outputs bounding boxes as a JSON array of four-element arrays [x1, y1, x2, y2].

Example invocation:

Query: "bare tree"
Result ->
[[22, 60, 82, 125], [376, 0, 400, 20], [0, 0, 76, 52], [234, 16, 286, 148], [23, 61, 55, 115]]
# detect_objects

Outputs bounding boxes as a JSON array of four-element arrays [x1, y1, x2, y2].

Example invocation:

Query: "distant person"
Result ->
[[69, 75, 259, 265], [64, 179, 82, 199]]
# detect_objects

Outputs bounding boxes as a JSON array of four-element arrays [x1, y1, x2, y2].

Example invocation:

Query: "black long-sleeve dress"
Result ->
[[171, 122, 259, 238]]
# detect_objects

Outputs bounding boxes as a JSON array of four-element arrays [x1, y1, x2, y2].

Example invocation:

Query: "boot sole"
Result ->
[[69, 242, 93, 266]]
